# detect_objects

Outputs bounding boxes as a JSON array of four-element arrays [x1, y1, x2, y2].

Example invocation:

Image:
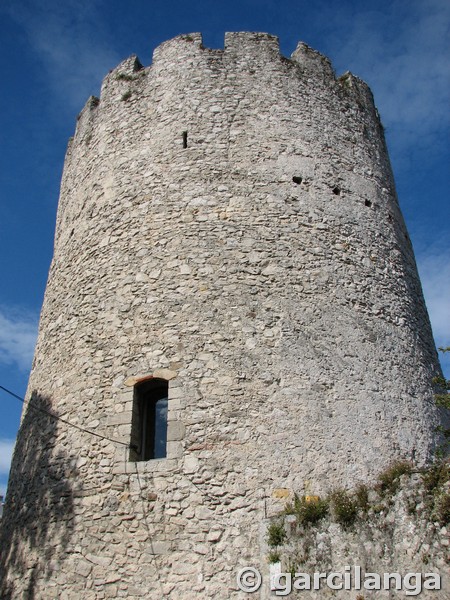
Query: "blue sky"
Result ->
[[0, 0, 449, 495]]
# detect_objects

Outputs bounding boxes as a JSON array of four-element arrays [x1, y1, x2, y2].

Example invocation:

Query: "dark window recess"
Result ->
[[292, 176, 303, 185], [365, 199, 372, 207], [130, 378, 168, 461], [332, 187, 341, 196], [182, 131, 188, 148]]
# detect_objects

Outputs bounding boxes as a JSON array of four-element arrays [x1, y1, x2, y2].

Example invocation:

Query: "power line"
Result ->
[[0, 384, 130, 448], [1, 384, 257, 540]]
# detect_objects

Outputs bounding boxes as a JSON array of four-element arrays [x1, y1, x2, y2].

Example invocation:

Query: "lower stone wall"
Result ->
[[262, 464, 449, 599]]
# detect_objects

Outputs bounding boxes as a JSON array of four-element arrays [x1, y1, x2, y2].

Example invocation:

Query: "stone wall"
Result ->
[[263, 467, 449, 598], [0, 32, 446, 599]]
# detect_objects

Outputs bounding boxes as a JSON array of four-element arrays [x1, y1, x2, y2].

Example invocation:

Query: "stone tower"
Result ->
[[0, 33, 444, 599]]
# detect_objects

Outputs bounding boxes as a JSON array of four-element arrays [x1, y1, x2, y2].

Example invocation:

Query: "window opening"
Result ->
[[292, 176, 303, 185], [182, 131, 188, 148], [332, 187, 341, 196], [130, 378, 168, 461], [365, 199, 372, 207]]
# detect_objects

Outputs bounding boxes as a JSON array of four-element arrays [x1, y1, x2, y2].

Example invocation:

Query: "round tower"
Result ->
[[1, 32, 444, 599]]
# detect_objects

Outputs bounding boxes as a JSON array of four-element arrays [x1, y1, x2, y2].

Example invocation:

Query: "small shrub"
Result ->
[[432, 371, 450, 409], [406, 498, 418, 515], [355, 484, 369, 513], [268, 550, 281, 563], [294, 494, 329, 526], [121, 90, 132, 101], [376, 460, 413, 496], [433, 428, 450, 460], [421, 461, 450, 524], [267, 521, 286, 547], [283, 500, 296, 515], [338, 73, 352, 89], [287, 560, 297, 577], [329, 489, 358, 527], [423, 462, 449, 495], [434, 491, 450, 525], [116, 73, 135, 81]]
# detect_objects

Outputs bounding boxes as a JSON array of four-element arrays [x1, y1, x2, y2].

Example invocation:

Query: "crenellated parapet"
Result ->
[[291, 41, 335, 80], [76, 32, 380, 125]]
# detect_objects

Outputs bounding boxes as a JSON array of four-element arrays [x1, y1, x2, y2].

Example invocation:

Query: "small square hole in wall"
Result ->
[[365, 199, 372, 207], [292, 176, 303, 185], [332, 187, 341, 196]]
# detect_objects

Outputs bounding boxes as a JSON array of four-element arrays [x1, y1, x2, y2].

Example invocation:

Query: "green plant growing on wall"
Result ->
[[283, 501, 296, 515], [423, 461, 449, 494], [433, 347, 450, 458], [329, 489, 358, 527], [376, 460, 413, 497], [422, 460, 450, 525], [355, 483, 369, 513], [434, 491, 450, 525], [287, 560, 297, 577], [289, 494, 329, 526], [116, 73, 136, 81], [433, 347, 450, 409], [267, 521, 286, 547], [434, 376, 450, 407], [270, 459, 449, 574], [268, 550, 281, 563]]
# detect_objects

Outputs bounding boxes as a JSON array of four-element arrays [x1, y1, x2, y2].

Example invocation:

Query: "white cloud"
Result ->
[[0, 440, 14, 497], [324, 0, 450, 162], [2, 0, 121, 111], [0, 440, 15, 498], [0, 307, 38, 372], [0, 439, 15, 475]]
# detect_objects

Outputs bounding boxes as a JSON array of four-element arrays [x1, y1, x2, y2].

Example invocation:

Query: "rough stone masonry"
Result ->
[[0, 32, 446, 599]]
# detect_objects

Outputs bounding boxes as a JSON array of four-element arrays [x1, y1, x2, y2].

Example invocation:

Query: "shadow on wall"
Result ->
[[0, 391, 78, 599]]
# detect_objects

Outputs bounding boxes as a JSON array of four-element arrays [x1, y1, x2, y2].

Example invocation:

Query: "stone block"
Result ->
[[167, 421, 185, 441]]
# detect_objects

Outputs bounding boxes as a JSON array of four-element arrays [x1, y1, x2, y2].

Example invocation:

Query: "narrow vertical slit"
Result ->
[[182, 131, 188, 148]]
